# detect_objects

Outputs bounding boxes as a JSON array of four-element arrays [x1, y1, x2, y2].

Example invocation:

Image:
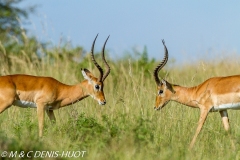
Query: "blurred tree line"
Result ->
[[0, 0, 166, 78], [0, 0, 39, 67]]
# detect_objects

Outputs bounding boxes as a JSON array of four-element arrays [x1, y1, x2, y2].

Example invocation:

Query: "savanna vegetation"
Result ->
[[1, 1, 240, 160]]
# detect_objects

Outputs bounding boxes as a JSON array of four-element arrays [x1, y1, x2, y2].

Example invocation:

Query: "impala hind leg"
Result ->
[[0, 104, 10, 113], [46, 109, 56, 123], [220, 110, 235, 150], [190, 109, 209, 149], [220, 110, 230, 131], [0, 98, 14, 113]]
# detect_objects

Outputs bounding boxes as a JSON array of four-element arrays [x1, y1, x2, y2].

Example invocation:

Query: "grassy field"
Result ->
[[1, 49, 240, 160]]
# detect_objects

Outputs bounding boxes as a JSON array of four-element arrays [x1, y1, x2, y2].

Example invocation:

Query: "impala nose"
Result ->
[[99, 100, 106, 105]]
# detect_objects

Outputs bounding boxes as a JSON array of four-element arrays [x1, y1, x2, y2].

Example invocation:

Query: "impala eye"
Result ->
[[159, 90, 163, 95], [95, 85, 100, 90]]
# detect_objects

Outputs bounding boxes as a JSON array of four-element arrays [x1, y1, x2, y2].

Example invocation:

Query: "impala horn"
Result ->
[[91, 34, 111, 82], [101, 35, 110, 81], [153, 39, 168, 85]]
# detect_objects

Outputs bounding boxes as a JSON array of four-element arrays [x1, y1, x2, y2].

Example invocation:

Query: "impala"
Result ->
[[0, 34, 110, 137], [154, 40, 239, 148]]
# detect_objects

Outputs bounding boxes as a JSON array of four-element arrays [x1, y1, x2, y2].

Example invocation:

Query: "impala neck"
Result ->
[[171, 85, 199, 108], [59, 80, 91, 107]]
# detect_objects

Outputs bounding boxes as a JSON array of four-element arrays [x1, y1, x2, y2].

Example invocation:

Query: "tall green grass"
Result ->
[[1, 44, 240, 160]]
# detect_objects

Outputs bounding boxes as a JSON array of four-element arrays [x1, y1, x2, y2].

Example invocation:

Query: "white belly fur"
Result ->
[[210, 102, 240, 112], [13, 100, 52, 109]]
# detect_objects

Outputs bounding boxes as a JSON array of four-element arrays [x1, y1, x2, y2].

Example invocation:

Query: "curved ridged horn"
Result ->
[[101, 35, 110, 81], [153, 39, 168, 85], [91, 34, 104, 81]]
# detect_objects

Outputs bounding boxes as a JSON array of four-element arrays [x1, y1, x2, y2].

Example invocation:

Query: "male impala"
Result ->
[[154, 40, 239, 148], [0, 34, 110, 137]]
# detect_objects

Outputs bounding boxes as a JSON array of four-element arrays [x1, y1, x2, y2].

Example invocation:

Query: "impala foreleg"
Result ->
[[220, 110, 230, 131], [190, 109, 209, 149], [46, 109, 56, 123], [37, 103, 46, 137]]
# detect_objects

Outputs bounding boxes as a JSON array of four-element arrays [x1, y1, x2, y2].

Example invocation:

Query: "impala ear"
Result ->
[[81, 68, 94, 81], [161, 79, 176, 94]]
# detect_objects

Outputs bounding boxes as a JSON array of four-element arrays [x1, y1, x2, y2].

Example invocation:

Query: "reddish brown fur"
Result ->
[[0, 34, 110, 137], [0, 73, 106, 137], [155, 75, 240, 148], [153, 40, 238, 149]]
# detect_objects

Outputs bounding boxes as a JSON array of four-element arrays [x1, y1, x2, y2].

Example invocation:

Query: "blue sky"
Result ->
[[21, 1, 240, 63]]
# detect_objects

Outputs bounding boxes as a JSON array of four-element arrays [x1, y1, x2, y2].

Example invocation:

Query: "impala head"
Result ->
[[153, 40, 175, 110], [81, 34, 110, 105]]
